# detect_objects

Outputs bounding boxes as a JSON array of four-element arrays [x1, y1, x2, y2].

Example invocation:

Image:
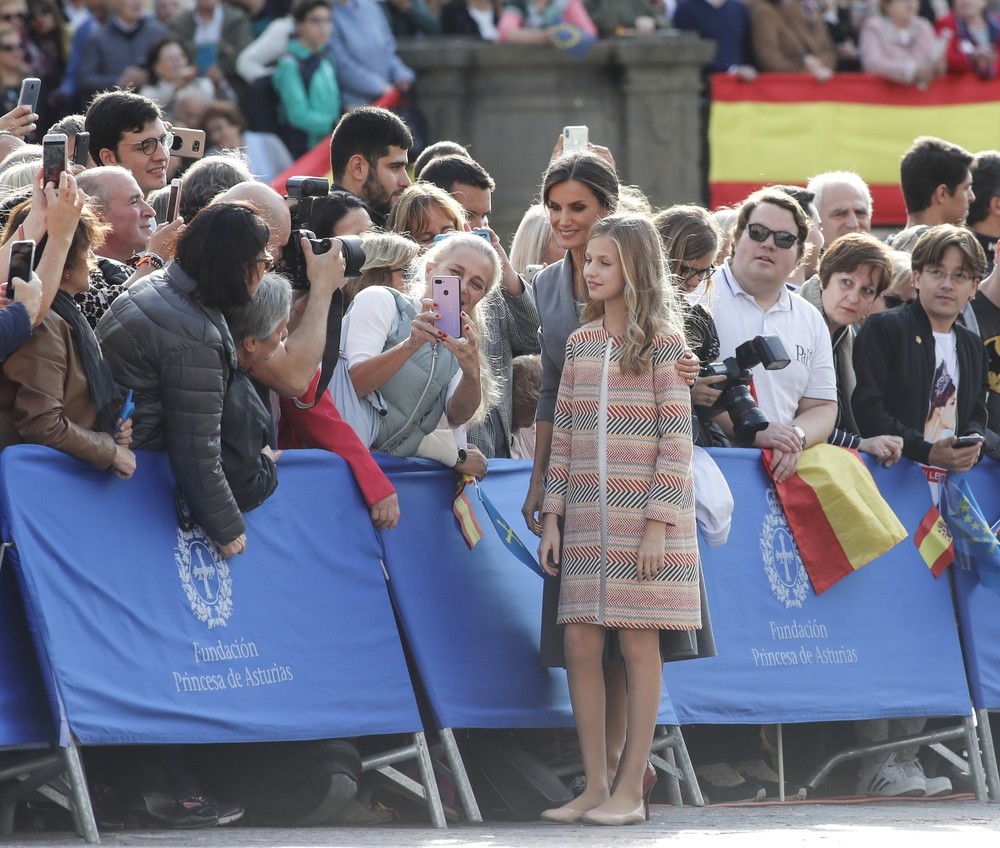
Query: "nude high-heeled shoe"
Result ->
[[540, 805, 587, 824], [581, 803, 646, 826]]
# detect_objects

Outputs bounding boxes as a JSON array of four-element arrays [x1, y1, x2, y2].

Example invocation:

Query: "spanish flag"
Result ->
[[914, 504, 955, 579], [761, 444, 907, 594], [709, 73, 1000, 226]]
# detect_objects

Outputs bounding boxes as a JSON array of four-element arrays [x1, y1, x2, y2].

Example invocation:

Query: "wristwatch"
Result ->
[[454, 448, 468, 467], [792, 425, 807, 449]]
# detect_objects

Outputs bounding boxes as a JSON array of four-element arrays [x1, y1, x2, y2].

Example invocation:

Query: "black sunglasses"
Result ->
[[746, 222, 797, 250]]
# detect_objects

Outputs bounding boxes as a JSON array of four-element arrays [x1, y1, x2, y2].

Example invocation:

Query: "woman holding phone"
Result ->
[[333, 231, 497, 473], [0, 179, 135, 477]]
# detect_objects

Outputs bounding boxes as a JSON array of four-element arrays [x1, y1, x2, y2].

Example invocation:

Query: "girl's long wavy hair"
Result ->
[[582, 213, 686, 375]]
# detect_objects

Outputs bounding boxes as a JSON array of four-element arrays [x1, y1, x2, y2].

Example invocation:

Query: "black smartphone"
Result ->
[[17, 78, 41, 114], [7, 239, 36, 298], [167, 178, 182, 221], [953, 434, 985, 449], [72, 131, 90, 167], [170, 127, 206, 159], [42, 132, 67, 188]]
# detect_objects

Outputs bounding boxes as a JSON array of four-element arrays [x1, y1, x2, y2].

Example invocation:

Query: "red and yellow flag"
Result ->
[[915, 503, 955, 578], [709, 73, 1000, 226], [762, 444, 907, 594]]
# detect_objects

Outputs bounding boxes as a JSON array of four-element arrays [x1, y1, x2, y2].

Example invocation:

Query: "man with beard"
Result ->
[[328, 106, 412, 227]]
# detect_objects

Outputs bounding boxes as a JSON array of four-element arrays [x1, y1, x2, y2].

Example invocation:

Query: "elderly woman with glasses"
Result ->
[[795, 231, 903, 464], [97, 201, 273, 560]]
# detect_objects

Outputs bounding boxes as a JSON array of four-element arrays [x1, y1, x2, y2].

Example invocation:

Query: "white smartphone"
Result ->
[[432, 275, 462, 338], [525, 264, 545, 284], [563, 125, 588, 152]]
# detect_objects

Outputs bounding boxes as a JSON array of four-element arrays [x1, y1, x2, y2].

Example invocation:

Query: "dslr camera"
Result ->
[[699, 335, 791, 442], [281, 176, 366, 289]]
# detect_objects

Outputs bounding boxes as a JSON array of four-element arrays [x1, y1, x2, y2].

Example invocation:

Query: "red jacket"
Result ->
[[277, 369, 396, 507]]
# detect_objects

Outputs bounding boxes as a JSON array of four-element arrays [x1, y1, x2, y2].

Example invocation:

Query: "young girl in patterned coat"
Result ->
[[538, 213, 700, 826]]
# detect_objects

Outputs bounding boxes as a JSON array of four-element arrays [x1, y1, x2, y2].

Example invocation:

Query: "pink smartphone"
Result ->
[[432, 275, 462, 338]]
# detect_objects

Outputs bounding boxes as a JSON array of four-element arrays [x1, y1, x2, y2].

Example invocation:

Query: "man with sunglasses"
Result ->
[[711, 187, 838, 484], [85, 89, 172, 195]]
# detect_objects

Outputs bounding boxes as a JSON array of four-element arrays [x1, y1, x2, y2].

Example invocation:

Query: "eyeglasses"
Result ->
[[0, 43, 21, 51], [677, 262, 716, 283], [0, 11, 25, 20], [256, 251, 276, 272], [921, 267, 977, 285], [746, 222, 798, 250], [124, 132, 175, 156], [389, 266, 408, 274]]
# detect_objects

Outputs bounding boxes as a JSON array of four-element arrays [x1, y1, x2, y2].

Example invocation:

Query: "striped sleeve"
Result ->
[[646, 332, 694, 525], [542, 337, 576, 517]]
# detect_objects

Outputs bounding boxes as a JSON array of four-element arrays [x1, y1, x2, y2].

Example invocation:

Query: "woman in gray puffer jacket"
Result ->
[[97, 201, 272, 559]]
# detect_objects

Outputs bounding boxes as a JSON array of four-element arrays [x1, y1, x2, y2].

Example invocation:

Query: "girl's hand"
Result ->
[[114, 417, 133, 446], [637, 520, 666, 580], [538, 518, 561, 576], [111, 445, 136, 480], [440, 311, 480, 375], [676, 350, 700, 386]]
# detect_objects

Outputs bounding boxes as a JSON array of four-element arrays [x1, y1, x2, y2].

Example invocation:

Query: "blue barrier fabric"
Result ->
[[951, 462, 1000, 709], [375, 456, 682, 730], [0, 446, 421, 744], [0, 564, 55, 749], [666, 449, 971, 725]]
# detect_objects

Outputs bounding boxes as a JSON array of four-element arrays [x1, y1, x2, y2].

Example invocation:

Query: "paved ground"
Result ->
[[8, 798, 1000, 848]]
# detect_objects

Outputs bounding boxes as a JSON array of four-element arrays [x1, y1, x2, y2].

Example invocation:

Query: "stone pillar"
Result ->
[[399, 33, 716, 243]]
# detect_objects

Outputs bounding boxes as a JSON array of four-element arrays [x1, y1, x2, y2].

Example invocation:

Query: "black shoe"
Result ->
[[182, 794, 244, 826], [131, 792, 219, 829]]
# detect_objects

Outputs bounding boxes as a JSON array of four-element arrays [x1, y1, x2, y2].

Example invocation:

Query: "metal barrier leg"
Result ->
[[962, 714, 989, 803], [436, 728, 481, 823], [413, 732, 447, 829], [63, 741, 99, 844], [976, 709, 1000, 801]]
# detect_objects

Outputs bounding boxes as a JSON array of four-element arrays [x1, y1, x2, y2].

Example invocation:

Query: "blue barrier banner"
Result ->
[[0, 563, 55, 749], [667, 449, 970, 724], [950, 461, 1000, 709], [376, 457, 681, 730], [0, 446, 421, 744]]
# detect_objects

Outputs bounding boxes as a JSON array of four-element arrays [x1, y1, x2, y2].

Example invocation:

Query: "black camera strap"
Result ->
[[293, 289, 345, 410]]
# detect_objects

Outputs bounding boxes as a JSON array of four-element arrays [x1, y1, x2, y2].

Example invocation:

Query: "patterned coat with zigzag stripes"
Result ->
[[542, 320, 701, 630]]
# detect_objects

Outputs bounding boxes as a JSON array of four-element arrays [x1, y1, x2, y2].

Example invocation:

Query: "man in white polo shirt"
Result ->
[[710, 186, 838, 483]]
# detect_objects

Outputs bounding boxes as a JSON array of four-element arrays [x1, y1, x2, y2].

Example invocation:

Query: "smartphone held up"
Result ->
[[432, 275, 462, 338], [42, 133, 67, 188], [7, 239, 36, 299]]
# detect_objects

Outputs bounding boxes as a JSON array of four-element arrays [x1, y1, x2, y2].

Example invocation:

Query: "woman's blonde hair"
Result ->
[[387, 183, 466, 246], [414, 232, 503, 423], [350, 230, 420, 301], [582, 213, 685, 375], [508, 203, 553, 274]]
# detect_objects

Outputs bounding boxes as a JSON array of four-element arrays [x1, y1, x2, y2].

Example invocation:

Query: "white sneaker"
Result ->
[[898, 757, 952, 797], [857, 753, 926, 797]]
